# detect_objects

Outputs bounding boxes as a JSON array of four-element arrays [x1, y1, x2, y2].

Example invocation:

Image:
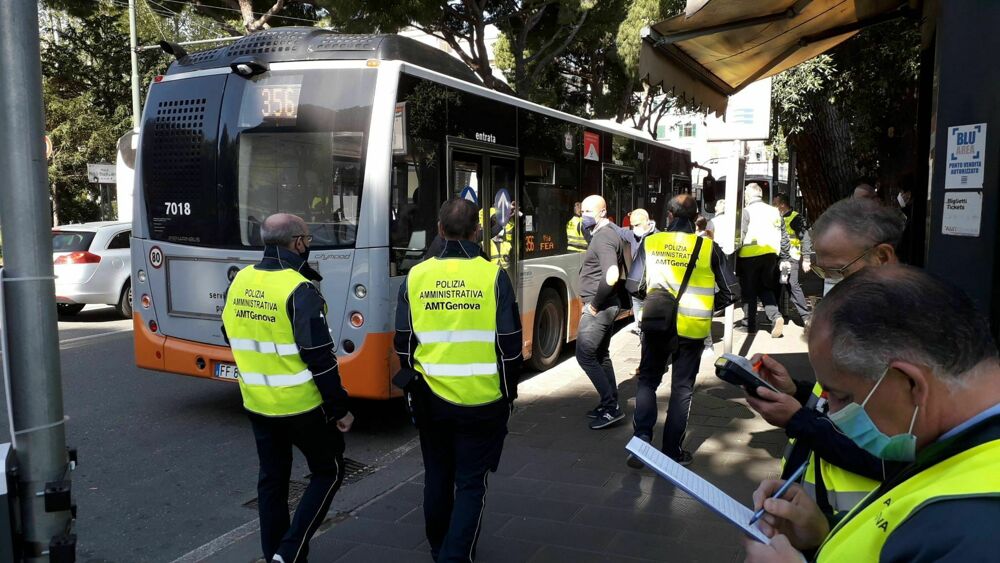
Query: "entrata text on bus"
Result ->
[[132, 28, 692, 399]]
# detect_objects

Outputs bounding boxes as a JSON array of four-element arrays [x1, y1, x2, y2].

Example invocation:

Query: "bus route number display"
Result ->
[[243, 83, 302, 125]]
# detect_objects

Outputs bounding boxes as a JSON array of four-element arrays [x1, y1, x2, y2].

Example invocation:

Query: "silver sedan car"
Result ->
[[53, 221, 132, 318]]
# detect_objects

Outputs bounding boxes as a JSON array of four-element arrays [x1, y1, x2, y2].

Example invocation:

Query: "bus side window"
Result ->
[[390, 139, 440, 275], [522, 182, 577, 259]]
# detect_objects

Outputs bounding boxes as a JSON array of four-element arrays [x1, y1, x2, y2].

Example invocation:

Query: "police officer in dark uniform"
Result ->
[[222, 213, 352, 563], [394, 198, 522, 562]]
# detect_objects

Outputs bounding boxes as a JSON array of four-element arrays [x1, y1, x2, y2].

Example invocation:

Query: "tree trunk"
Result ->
[[788, 100, 855, 222]]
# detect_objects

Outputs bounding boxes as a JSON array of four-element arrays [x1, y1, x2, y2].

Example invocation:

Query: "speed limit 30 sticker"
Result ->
[[149, 246, 164, 269]]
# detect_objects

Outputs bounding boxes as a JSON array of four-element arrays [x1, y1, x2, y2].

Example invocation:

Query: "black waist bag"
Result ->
[[639, 237, 704, 336]]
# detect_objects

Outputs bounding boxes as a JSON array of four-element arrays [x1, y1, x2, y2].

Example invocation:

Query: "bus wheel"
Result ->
[[527, 288, 564, 372]]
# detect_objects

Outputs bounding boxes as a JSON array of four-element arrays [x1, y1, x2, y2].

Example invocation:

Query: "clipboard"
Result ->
[[626, 437, 771, 544]]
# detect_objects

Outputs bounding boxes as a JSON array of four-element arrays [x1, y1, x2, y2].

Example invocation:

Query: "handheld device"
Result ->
[[714, 353, 780, 398]]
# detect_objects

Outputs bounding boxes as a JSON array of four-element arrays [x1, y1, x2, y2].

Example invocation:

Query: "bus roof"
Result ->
[[164, 29, 481, 84], [165, 27, 689, 154]]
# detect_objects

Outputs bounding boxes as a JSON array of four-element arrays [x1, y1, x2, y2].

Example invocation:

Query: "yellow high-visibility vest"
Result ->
[[784, 211, 802, 261], [642, 231, 715, 339], [782, 383, 881, 514], [222, 267, 323, 416], [817, 437, 1000, 561], [408, 256, 503, 406], [566, 216, 587, 252]]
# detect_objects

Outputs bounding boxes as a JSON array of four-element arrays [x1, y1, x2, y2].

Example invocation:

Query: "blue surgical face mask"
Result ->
[[829, 368, 920, 462], [581, 214, 598, 242]]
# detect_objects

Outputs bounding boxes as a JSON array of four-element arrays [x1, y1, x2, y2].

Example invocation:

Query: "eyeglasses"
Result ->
[[293, 234, 314, 244], [811, 247, 874, 280]]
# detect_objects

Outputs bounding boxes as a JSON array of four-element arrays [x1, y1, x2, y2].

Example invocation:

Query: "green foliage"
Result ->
[[771, 18, 921, 186], [40, 1, 223, 224], [616, 0, 683, 75], [771, 55, 837, 136]]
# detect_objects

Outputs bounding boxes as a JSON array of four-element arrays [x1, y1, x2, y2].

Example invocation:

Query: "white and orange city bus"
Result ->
[[131, 29, 692, 399]]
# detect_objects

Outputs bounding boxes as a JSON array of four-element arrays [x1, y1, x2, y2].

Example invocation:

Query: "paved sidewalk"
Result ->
[[207, 309, 814, 563]]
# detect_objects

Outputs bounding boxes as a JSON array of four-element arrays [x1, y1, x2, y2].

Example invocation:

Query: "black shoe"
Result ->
[[673, 450, 694, 466], [626, 453, 645, 469], [626, 436, 651, 468], [589, 406, 625, 429], [585, 405, 603, 419]]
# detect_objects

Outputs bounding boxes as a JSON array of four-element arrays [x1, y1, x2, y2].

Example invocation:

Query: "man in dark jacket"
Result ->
[[576, 194, 630, 430], [773, 193, 813, 326], [395, 198, 522, 562], [222, 213, 352, 563], [625, 195, 737, 465]]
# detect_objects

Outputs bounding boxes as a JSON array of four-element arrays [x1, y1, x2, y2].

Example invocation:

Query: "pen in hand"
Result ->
[[748, 460, 809, 526]]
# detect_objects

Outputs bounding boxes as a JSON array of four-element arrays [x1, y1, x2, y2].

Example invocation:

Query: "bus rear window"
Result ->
[[233, 70, 375, 248], [140, 69, 375, 248]]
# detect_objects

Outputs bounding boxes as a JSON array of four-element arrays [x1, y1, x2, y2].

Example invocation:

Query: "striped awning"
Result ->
[[639, 0, 913, 115]]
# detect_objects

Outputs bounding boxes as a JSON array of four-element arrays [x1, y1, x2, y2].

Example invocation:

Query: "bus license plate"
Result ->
[[214, 363, 240, 381]]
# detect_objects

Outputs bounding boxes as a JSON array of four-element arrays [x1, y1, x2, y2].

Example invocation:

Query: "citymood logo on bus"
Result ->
[[149, 246, 164, 269]]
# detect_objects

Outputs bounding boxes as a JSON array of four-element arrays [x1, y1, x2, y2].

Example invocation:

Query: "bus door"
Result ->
[[602, 166, 635, 225], [447, 139, 520, 288]]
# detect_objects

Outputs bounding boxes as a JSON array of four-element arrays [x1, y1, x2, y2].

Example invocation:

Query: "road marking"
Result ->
[[170, 518, 261, 563], [170, 435, 423, 563], [58, 328, 132, 346]]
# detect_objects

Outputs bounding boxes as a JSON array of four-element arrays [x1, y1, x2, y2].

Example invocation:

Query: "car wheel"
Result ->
[[57, 303, 85, 316], [116, 280, 133, 319], [526, 288, 565, 372]]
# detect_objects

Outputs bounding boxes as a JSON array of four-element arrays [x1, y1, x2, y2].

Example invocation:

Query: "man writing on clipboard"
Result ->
[[745, 267, 1000, 562]]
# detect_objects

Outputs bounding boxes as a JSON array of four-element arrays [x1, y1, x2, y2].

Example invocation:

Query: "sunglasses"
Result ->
[[811, 247, 874, 280]]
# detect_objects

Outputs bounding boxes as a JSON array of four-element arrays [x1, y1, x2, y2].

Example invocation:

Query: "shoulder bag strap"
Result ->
[[676, 236, 704, 300]]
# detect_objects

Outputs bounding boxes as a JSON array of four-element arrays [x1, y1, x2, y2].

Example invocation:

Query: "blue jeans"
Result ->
[[575, 305, 620, 410]]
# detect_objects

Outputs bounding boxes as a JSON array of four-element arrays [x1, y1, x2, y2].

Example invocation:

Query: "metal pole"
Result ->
[[0, 3, 72, 560], [771, 153, 779, 200], [722, 140, 743, 355], [129, 0, 141, 130], [788, 149, 798, 211]]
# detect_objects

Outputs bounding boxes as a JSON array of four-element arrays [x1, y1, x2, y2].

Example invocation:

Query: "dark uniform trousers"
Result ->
[[633, 334, 703, 458], [737, 254, 781, 326], [417, 391, 509, 562], [249, 407, 346, 563]]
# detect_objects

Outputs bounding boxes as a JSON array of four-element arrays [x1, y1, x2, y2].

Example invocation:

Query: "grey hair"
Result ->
[[260, 214, 304, 246], [811, 198, 906, 249], [813, 265, 998, 386], [714, 199, 726, 214], [745, 183, 763, 201]]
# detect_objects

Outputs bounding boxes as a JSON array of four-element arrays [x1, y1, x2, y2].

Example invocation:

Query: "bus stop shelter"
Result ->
[[639, 0, 1000, 340]]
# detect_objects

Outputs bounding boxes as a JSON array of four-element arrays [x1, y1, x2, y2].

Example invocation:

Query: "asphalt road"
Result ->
[[0, 306, 418, 562]]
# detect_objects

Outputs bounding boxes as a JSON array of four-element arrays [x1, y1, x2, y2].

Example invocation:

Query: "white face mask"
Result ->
[[897, 193, 907, 207]]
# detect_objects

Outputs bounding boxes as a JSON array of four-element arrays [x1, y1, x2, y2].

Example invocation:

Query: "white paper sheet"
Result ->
[[626, 437, 770, 544]]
